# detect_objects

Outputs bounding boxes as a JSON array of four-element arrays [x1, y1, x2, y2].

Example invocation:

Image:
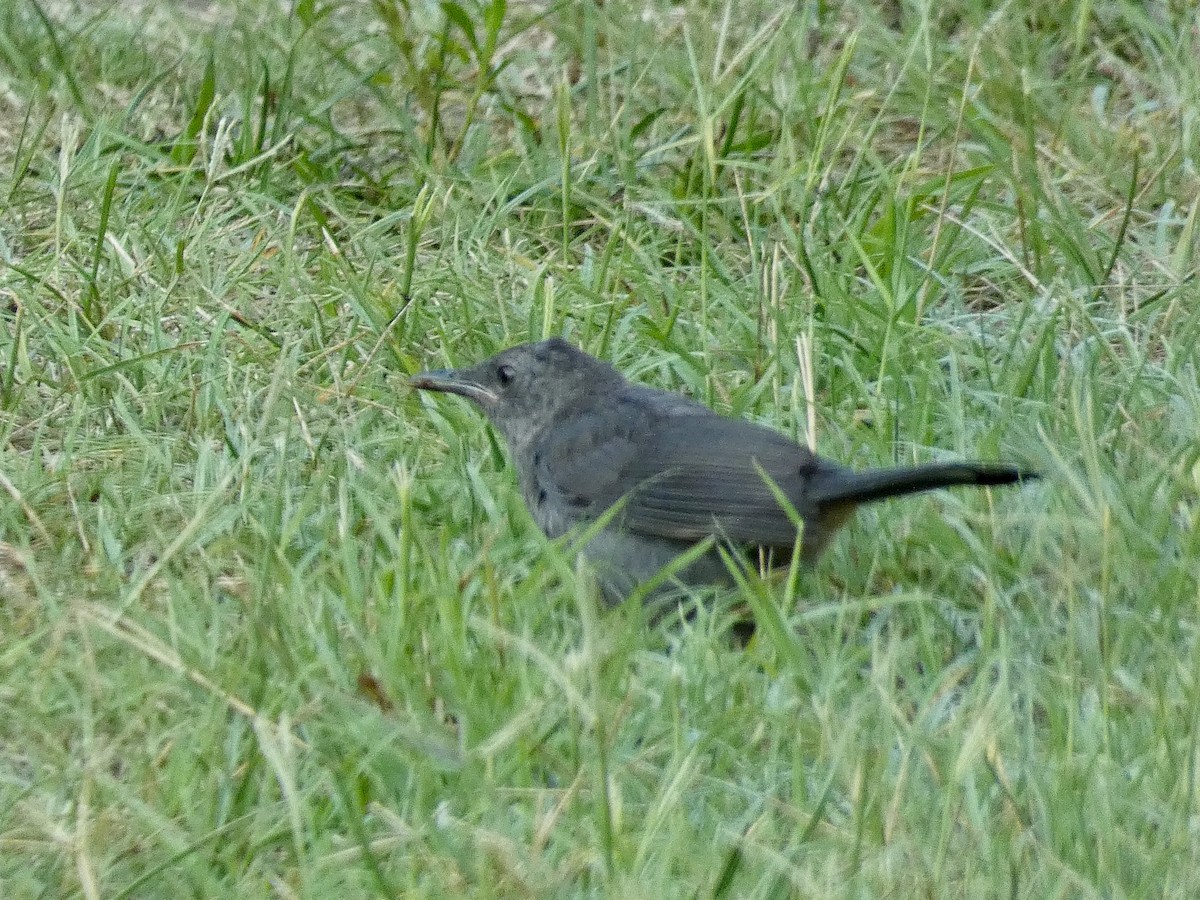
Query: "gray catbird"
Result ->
[[411, 338, 1035, 605]]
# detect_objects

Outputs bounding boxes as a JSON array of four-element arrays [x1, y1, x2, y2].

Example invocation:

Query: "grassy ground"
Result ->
[[2, 0, 1198, 896]]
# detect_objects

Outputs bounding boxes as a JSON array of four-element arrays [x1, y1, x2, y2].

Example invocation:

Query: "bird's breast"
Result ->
[[525, 478, 574, 539]]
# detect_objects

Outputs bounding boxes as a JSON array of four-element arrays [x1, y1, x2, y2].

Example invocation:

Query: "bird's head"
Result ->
[[410, 338, 625, 447]]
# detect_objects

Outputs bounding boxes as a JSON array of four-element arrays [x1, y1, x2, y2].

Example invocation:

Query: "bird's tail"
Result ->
[[809, 462, 1036, 507]]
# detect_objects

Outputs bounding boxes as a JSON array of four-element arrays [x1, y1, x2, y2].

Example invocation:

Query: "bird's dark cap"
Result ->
[[409, 368, 499, 404]]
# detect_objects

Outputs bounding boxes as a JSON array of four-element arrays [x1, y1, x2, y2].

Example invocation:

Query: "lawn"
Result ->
[[2, 0, 1198, 896]]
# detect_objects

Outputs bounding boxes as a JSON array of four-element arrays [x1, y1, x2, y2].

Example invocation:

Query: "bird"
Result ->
[[410, 338, 1035, 607]]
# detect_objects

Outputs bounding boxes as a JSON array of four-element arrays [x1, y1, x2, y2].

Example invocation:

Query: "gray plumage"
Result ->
[[411, 338, 1034, 605]]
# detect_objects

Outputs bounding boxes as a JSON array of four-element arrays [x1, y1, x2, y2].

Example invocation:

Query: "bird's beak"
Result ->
[[408, 369, 498, 404]]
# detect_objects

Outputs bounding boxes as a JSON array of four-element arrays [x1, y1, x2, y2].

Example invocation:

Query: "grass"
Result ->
[[1, 0, 1198, 895]]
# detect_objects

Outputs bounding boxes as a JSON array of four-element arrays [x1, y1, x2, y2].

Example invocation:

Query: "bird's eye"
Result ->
[[497, 364, 516, 386]]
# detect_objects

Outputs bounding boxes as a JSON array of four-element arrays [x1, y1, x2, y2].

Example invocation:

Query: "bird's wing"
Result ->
[[536, 394, 834, 549]]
